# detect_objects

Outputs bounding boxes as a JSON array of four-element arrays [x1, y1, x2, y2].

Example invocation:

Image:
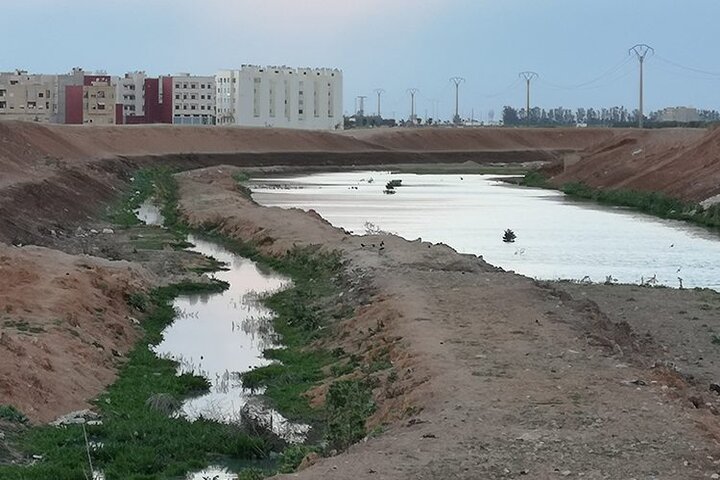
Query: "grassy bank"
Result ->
[[0, 281, 272, 480], [520, 171, 720, 230]]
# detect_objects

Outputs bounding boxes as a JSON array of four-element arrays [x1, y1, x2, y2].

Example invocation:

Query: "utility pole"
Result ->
[[357, 95, 367, 116], [629, 44, 654, 128], [407, 88, 419, 124], [518, 72, 538, 127], [373, 88, 385, 117], [450, 77, 465, 124]]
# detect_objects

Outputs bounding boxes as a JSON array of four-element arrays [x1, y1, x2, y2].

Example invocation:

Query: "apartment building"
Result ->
[[0, 70, 58, 122], [65, 74, 116, 124], [161, 74, 215, 125], [115, 71, 146, 124], [216, 66, 343, 130]]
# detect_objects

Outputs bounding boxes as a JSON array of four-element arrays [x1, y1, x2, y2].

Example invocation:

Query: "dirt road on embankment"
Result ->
[[177, 166, 720, 479]]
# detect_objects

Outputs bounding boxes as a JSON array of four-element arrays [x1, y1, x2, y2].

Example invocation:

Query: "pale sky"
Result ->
[[3, 0, 720, 121]]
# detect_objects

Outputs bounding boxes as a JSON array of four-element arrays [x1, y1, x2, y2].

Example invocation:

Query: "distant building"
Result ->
[[161, 74, 216, 125], [656, 106, 700, 123], [0, 70, 58, 123], [216, 66, 343, 130], [65, 74, 116, 125], [115, 71, 146, 124]]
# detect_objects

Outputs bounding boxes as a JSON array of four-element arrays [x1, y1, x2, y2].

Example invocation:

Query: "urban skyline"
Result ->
[[3, 1, 720, 122]]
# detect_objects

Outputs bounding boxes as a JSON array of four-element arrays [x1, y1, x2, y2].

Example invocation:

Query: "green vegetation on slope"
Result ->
[[520, 171, 720, 230]]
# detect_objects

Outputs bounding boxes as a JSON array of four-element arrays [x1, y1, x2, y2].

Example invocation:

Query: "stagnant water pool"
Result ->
[[251, 171, 720, 290], [132, 202, 307, 480]]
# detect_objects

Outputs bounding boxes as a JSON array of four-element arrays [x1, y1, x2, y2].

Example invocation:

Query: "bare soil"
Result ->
[[0, 243, 150, 423], [176, 166, 720, 479], [553, 128, 720, 203]]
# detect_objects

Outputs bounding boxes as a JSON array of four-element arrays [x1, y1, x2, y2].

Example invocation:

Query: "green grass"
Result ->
[[325, 380, 376, 451], [519, 171, 720, 231], [0, 280, 267, 480], [0, 405, 28, 424]]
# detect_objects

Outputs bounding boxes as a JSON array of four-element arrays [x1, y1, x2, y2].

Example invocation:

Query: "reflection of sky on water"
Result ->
[[153, 235, 308, 440], [253, 171, 720, 290]]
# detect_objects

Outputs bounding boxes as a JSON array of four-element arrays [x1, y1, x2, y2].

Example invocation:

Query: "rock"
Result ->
[[711, 474, 719, 480], [50, 409, 100, 426], [90, 229, 99, 234], [102, 228, 114, 235], [709, 383, 720, 395]]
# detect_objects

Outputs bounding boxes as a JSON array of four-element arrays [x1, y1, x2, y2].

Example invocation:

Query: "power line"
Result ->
[[539, 56, 634, 90], [654, 54, 720, 77]]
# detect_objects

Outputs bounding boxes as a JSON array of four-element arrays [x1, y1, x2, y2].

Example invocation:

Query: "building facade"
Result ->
[[0, 70, 58, 123], [115, 71, 146, 124], [656, 106, 700, 123], [161, 74, 216, 125], [216, 66, 343, 130], [64, 74, 116, 125]]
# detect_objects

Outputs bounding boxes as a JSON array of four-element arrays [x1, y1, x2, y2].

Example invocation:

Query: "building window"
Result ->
[[175, 83, 180, 88], [200, 84, 205, 89], [175, 94, 180, 100]]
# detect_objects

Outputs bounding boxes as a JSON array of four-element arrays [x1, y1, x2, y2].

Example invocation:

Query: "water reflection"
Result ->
[[153, 235, 308, 438], [134, 200, 164, 226], [252, 171, 720, 290]]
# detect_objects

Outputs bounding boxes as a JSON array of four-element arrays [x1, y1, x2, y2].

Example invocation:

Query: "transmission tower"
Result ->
[[450, 77, 465, 124], [407, 88, 419, 123], [357, 95, 367, 116], [518, 72, 538, 126], [629, 44, 654, 128], [373, 88, 385, 117]]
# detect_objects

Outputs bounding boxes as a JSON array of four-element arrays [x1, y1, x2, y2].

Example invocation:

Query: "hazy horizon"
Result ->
[[4, 0, 720, 121]]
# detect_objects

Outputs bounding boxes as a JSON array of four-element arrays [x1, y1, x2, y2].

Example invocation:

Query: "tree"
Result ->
[[502, 106, 520, 125]]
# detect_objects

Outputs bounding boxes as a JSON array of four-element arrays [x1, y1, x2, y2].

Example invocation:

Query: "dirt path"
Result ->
[[177, 166, 720, 479]]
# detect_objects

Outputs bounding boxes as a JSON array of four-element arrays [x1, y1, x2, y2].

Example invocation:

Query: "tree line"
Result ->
[[502, 106, 720, 127]]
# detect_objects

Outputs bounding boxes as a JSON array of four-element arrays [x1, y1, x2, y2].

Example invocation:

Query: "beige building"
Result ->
[[81, 76, 116, 124], [0, 70, 58, 122], [166, 74, 215, 125], [656, 106, 700, 123], [115, 71, 146, 123]]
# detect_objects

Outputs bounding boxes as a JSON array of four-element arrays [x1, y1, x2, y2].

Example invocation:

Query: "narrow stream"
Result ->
[[133, 201, 309, 480]]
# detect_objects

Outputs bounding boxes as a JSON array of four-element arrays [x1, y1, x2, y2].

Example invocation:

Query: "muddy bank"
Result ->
[[176, 165, 720, 479]]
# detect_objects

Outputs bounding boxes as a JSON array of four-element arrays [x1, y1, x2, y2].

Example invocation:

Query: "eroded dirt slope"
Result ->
[[553, 128, 720, 202], [0, 243, 151, 423], [177, 166, 720, 479]]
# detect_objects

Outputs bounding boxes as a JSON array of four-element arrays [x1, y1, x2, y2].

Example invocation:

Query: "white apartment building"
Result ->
[[216, 66, 343, 130], [167, 74, 216, 125], [0, 70, 58, 122], [115, 71, 146, 122]]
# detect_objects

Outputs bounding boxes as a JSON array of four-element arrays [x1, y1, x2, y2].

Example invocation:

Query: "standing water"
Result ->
[[131, 201, 309, 479], [251, 171, 720, 290]]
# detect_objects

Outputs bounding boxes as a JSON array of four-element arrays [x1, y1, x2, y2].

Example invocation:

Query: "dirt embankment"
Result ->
[[177, 166, 720, 479], [347, 126, 618, 152], [552, 127, 720, 203], [0, 243, 151, 423]]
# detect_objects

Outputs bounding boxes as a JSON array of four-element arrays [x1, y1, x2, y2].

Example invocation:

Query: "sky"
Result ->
[[3, 0, 720, 121]]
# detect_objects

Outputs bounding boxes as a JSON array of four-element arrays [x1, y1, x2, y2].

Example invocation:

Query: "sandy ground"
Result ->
[[0, 243, 150, 423], [177, 166, 720, 479]]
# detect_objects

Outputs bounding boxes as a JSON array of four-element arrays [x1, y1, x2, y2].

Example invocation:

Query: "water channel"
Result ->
[[251, 171, 720, 290], [133, 202, 308, 480]]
